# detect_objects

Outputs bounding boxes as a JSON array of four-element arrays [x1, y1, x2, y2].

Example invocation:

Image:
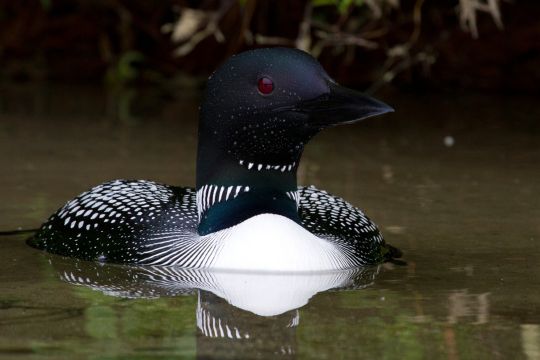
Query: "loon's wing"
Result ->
[[29, 180, 199, 264], [297, 186, 394, 265]]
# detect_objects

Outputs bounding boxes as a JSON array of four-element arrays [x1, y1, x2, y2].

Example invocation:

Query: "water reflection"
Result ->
[[45, 254, 380, 357], [447, 290, 490, 325], [196, 292, 299, 358], [522, 324, 540, 360]]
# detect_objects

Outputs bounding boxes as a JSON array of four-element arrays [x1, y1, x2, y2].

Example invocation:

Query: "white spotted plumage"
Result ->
[[238, 159, 296, 173]]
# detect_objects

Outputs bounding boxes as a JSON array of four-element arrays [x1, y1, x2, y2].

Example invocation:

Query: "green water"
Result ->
[[0, 84, 539, 359]]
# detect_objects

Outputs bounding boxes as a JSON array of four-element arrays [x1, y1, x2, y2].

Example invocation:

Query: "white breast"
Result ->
[[206, 214, 351, 272]]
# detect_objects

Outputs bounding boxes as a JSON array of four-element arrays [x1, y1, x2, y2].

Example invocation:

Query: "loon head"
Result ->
[[196, 47, 392, 235]]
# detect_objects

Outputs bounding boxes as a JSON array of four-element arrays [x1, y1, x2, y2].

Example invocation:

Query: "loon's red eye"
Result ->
[[257, 77, 274, 95]]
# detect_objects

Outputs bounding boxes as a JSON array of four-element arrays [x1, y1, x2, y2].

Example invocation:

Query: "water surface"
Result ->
[[0, 84, 539, 359]]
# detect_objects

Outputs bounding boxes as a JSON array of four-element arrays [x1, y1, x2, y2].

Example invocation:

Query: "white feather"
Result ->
[[207, 214, 350, 272]]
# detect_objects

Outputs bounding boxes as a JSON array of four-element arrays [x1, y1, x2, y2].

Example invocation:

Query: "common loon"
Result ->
[[29, 47, 398, 272]]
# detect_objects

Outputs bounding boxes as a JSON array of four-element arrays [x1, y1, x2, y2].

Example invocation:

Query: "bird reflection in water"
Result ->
[[45, 255, 381, 358]]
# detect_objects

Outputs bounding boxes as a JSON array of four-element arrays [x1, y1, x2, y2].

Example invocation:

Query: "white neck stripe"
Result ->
[[196, 186, 299, 220], [196, 185, 250, 219]]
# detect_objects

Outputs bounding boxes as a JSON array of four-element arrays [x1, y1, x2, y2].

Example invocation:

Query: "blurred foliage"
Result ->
[[105, 51, 145, 84], [39, 0, 52, 11], [0, 0, 538, 92]]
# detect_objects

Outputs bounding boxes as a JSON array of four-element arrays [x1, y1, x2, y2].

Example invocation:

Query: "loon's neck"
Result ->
[[195, 151, 301, 236]]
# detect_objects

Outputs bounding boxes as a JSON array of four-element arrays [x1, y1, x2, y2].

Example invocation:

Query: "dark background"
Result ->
[[1, 0, 539, 93]]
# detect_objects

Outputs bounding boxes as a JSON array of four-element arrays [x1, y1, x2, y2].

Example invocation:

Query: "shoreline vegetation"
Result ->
[[0, 0, 538, 93]]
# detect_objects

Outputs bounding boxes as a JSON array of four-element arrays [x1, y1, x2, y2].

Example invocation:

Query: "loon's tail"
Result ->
[[382, 243, 406, 265]]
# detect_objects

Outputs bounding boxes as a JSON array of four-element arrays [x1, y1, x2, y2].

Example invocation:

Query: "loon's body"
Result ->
[[33, 181, 383, 271], [30, 47, 397, 271]]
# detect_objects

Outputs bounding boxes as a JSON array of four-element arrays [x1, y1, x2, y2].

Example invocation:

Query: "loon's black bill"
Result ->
[[297, 82, 394, 127]]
